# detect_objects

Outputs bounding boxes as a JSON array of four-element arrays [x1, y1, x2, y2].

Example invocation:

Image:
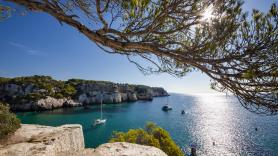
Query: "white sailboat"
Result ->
[[94, 96, 106, 125]]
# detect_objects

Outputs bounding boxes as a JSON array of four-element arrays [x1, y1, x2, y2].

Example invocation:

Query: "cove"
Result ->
[[17, 93, 278, 155]]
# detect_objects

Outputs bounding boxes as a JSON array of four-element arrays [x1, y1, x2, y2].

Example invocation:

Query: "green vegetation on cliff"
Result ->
[[110, 122, 184, 156], [0, 102, 21, 139], [0, 76, 168, 111], [10, 75, 76, 98], [0, 75, 77, 104]]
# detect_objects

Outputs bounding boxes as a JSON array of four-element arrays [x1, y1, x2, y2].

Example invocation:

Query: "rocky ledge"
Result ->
[[0, 124, 167, 156], [0, 76, 169, 111]]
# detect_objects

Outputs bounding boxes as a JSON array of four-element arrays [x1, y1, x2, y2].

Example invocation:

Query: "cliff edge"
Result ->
[[0, 124, 167, 156], [0, 76, 169, 111]]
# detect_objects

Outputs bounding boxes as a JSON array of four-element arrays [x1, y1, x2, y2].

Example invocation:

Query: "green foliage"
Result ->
[[110, 129, 160, 148], [272, 70, 278, 77], [67, 78, 112, 86], [66, 79, 85, 87], [0, 102, 21, 139], [1, 76, 142, 105], [61, 84, 76, 97], [110, 122, 184, 156], [5, 0, 278, 114], [241, 70, 255, 79], [0, 77, 10, 84], [7, 76, 64, 96], [0, 76, 79, 104], [54, 93, 64, 99], [0, 3, 12, 21]]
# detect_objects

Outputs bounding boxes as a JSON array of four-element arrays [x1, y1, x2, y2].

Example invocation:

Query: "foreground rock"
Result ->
[[0, 124, 84, 156], [92, 142, 167, 156], [0, 124, 167, 156]]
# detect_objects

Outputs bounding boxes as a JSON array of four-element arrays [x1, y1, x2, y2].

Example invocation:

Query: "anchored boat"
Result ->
[[162, 97, 172, 111], [93, 96, 106, 126]]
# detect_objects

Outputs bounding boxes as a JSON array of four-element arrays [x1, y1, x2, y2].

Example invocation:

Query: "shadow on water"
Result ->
[[17, 102, 135, 116]]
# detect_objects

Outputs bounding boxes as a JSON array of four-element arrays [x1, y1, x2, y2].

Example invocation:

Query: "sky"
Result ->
[[0, 0, 277, 94]]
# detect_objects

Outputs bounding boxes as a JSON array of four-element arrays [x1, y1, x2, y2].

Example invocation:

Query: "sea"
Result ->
[[17, 93, 278, 156]]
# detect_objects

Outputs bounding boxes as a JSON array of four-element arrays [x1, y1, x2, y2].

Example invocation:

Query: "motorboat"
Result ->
[[162, 96, 172, 111], [162, 104, 172, 111]]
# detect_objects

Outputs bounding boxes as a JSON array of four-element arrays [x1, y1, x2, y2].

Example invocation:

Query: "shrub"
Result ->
[[54, 93, 64, 99], [61, 84, 76, 97], [0, 77, 10, 84], [0, 102, 21, 139], [110, 122, 184, 156]]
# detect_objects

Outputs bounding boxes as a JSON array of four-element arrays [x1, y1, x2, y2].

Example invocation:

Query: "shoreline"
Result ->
[[13, 95, 169, 113], [0, 75, 169, 112]]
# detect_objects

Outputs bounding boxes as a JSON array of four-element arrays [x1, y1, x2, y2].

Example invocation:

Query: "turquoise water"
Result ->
[[17, 93, 278, 155]]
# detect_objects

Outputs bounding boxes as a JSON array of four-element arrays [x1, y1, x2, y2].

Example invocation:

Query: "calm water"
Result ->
[[17, 93, 278, 155]]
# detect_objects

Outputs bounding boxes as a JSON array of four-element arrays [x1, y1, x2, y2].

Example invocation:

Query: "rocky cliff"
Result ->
[[0, 76, 168, 111], [0, 124, 167, 156]]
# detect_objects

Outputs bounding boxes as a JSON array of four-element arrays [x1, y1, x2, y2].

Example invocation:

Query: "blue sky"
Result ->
[[0, 0, 277, 94]]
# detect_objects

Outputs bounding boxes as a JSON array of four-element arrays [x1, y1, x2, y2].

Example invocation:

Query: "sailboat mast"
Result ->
[[101, 96, 103, 119]]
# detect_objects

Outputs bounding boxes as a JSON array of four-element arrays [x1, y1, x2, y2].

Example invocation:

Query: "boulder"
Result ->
[[0, 124, 84, 156], [0, 125, 168, 156]]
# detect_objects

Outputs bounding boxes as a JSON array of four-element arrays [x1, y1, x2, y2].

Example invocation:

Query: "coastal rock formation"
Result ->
[[0, 76, 168, 111], [92, 142, 167, 156], [0, 124, 84, 156], [152, 87, 169, 97], [127, 92, 138, 101], [0, 124, 167, 156], [74, 83, 168, 104], [9, 97, 81, 111], [36, 97, 81, 110]]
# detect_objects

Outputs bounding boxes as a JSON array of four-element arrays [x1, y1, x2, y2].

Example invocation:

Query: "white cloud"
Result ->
[[9, 41, 46, 56]]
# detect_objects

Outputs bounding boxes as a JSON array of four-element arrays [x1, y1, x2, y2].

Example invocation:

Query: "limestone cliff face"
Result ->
[[0, 124, 84, 156], [152, 87, 169, 97], [0, 76, 168, 111], [0, 124, 167, 156], [74, 82, 168, 105], [10, 97, 81, 111], [75, 83, 160, 104]]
